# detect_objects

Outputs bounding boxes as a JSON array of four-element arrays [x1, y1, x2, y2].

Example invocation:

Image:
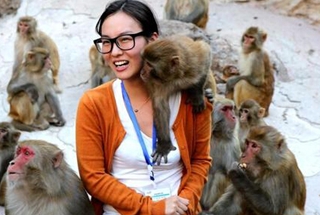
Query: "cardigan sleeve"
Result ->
[[177, 100, 213, 214]]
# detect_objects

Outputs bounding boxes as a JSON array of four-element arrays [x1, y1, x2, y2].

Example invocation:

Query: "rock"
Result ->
[[0, 0, 21, 17]]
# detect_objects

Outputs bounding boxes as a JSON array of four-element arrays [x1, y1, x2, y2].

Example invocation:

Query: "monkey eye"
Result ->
[[245, 34, 254, 39], [221, 105, 232, 112], [244, 109, 249, 114], [221, 106, 227, 111], [0, 128, 6, 133], [16, 147, 22, 156], [251, 142, 258, 148], [23, 149, 34, 156]]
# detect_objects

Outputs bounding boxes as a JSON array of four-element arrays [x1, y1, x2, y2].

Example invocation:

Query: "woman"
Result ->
[[76, 0, 212, 214]]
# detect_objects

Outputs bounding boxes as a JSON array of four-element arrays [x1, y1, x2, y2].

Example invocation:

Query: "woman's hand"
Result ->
[[165, 195, 189, 215]]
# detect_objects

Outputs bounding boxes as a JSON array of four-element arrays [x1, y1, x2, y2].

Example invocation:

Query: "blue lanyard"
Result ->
[[121, 81, 156, 180]]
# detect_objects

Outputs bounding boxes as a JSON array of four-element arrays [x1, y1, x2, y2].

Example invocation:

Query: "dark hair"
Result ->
[[96, 0, 159, 37]]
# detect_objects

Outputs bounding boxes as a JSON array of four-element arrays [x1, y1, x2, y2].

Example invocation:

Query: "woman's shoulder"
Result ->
[[80, 80, 116, 106]]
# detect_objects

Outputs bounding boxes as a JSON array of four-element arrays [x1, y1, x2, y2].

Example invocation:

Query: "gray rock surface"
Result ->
[[0, 0, 319, 214]]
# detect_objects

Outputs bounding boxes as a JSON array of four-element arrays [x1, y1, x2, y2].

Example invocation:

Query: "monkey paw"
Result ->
[[192, 100, 206, 113], [53, 85, 63, 94], [151, 142, 176, 165], [49, 118, 66, 127]]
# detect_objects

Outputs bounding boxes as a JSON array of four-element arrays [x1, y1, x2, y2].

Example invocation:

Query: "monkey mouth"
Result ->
[[8, 171, 24, 180]]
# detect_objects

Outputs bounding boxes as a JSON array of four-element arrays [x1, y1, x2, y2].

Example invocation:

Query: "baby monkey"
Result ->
[[141, 35, 212, 165]]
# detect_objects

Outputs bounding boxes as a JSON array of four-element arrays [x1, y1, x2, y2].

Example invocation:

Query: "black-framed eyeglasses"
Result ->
[[93, 31, 146, 54]]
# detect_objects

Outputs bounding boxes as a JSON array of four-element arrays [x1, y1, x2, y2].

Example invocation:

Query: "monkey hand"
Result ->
[[187, 96, 206, 113], [23, 83, 39, 103], [226, 76, 239, 91], [152, 141, 176, 165], [228, 162, 251, 192], [49, 118, 66, 127], [204, 88, 214, 104]]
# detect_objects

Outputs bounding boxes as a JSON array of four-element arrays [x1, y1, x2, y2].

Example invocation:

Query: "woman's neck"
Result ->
[[122, 78, 149, 101]]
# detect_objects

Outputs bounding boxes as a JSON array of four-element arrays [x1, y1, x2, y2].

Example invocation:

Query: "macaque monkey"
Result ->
[[200, 98, 241, 212], [89, 45, 115, 88], [0, 122, 21, 206], [13, 16, 62, 93], [214, 65, 240, 84], [221, 65, 239, 82], [238, 99, 266, 149], [141, 35, 213, 165], [225, 27, 274, 116], [164, 0, 209, 29], [7, 47, 66, 131], [204, 126, 306, 215], [4, 140, 95, 215]]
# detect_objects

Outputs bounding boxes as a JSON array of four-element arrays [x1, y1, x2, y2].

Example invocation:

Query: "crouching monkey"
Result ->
[[200, 98, 241, 212], [13, 16, 62, 93], [7, 47, 65, 131], [164, 0, 209, 29], [202, 126, 306, 215], [141, 35, 214, 165], [4, 140, 95, 215], [0, 122, 21, 206], [225, 27, 275, 117]]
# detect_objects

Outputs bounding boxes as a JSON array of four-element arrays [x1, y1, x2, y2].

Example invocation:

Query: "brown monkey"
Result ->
[[238, 99, 266, 149], [203, 126, 306, 215], [221, 65, 239, 82], [141, 35, 213, 165], [225, 27, 274, 116], [89, 45, 116, 88], [164, 0, 209, 29], [0, 122, 21, 206], [4, 140, 94, 215], [13, 16, 62, 93], [200, 98, 241, 212], [7, 47, 65, 131]]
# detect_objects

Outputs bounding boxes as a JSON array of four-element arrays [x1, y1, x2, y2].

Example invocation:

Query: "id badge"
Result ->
[[145, 187, 171, 201]]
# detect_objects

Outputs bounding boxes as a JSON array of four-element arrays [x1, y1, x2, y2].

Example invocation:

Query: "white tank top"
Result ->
[[103, 79, 183, 214]]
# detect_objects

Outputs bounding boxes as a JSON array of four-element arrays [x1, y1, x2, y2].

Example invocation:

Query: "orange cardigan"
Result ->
[[76, 80, 212, 215]]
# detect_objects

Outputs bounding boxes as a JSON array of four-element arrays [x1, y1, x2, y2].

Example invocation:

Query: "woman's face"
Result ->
[[101, 11, 156, 81]]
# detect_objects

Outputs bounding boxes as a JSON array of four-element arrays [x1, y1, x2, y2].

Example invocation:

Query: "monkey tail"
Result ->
[[11, 120, 36, 132]]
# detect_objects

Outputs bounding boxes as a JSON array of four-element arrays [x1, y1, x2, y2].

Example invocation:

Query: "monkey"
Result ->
[[89, 45, 116, 88], [237, 99, 266, 150], [202, 126, 306, 215], [141, 35, 213, 165], [225, 26, 275, 117], [13, 16, 62, 93], [4, 140, 95, 215], [200, 98, 241, 212], [214, 65, 239, 84], [164, 0, 209, 29], [221, 65, 239, 83], [0, 122, 21, 206], [7, 47, 66, 132]]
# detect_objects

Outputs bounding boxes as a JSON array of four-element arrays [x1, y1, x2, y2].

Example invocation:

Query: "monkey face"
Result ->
[[239, 108, 249, 123], [18, 21, 30, 35]]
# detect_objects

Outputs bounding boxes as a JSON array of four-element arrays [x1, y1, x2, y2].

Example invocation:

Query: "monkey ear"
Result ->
[[262, 33, 267, 42], [53, 150, 63, 168], [258, 108, 265, 118], [13, 131, 21, 142], [277, 138, 285, 151], [171, 56, 180, 68], [27, 52, 35, 60]]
